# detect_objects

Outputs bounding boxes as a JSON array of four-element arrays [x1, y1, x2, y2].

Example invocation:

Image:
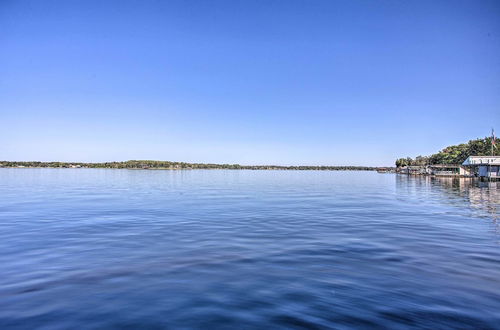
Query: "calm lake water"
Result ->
[[0, 169, 499, 329]]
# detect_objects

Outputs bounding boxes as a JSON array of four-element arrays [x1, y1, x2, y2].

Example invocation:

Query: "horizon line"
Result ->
[[0, 160, 391, 168]]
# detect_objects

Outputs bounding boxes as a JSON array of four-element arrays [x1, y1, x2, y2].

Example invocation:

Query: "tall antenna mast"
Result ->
[[492, 128, 496, 156]]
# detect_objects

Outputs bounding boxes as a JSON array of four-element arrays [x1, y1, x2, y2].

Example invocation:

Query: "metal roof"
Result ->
[[462, 156, 500, 166], [428, 164, 461, 168]]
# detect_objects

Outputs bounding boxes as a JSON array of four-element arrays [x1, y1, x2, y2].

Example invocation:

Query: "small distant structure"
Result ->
[[427, 164, 470, 177], [397, 164, 471, 177], [376, 167, 395, 173], [398, 166, 429, 175], [462, 156, 500, 180]]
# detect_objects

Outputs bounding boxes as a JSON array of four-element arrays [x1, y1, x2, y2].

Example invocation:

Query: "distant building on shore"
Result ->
[[427, 164, 470, 177], [397, 164, 470, 177], [396, 156, 499, 180], [462, 156, 500, 180]]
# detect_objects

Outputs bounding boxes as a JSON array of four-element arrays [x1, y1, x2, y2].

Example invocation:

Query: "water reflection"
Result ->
[[1, 170, 500, 329], [396, 175, 499, 224]]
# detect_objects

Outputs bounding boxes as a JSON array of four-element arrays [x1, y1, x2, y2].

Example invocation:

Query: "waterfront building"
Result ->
[[462, 156, 500, 180], [427, 164, 471, 177]]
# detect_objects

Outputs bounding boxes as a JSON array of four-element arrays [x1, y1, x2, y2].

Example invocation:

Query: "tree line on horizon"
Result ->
[[0, 160, 382, 171], [395, 137, 498, 167]]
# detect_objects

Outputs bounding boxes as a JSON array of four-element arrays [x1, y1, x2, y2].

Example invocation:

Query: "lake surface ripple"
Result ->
[[0, 169, 499, 329]]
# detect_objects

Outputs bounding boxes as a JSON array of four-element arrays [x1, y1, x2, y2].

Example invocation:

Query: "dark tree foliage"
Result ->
[[395, 137, 498, 167]]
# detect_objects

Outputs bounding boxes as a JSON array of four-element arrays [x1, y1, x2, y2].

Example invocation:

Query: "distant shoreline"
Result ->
[[0, 160, 390, 171]]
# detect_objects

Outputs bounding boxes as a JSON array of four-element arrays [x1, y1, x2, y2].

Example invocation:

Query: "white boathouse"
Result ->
[[462, 156, 500, 180]]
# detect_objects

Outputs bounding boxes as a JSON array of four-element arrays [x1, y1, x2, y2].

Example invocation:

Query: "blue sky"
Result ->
[[1, 0, 499, 166]]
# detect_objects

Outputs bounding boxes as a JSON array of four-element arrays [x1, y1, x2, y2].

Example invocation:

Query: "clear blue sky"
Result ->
[[1, 0, 499, 166]]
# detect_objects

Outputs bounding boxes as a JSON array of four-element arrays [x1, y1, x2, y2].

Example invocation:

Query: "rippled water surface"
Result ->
[[1, 169, 499, 329]]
